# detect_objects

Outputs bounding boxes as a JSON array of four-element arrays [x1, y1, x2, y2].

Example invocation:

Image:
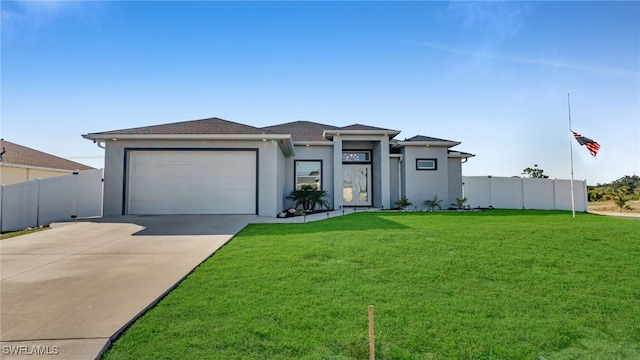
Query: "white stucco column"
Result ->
[[332, 136, 343, 210], [380, 135, 391, 209]]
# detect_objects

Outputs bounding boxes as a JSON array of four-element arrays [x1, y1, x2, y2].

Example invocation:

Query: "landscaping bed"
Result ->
[[0, 225, 49, 240]]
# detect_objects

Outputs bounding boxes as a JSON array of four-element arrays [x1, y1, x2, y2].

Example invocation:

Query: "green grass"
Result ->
[[0, 226, 49, 240], [102, 210, 640, 359]]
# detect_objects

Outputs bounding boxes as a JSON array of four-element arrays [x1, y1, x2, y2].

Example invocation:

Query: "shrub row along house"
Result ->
[[83, 117, 474, 217]]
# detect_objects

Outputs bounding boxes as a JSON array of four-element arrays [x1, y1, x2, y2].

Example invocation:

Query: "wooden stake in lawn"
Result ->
[[369, 305, 375, 360]]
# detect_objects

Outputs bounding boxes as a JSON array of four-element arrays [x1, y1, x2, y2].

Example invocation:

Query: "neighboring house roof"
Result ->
[[262, 121, 338, 142], [0, 139, 93, 171], [88, 117, 269, 135]]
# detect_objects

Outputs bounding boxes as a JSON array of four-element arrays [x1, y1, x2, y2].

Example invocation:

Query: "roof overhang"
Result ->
[[322, 129, 401, 140], [447, 151, 475, 159], [393, 140, 461, 149], [293, 141, 334, 146], [82, 133, 295, 157]]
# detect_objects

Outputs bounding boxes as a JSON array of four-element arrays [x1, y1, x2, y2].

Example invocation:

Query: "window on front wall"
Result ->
[[416, 158, 437, 170], [295, 161, 322, 190], [342, 151, 371, 163]]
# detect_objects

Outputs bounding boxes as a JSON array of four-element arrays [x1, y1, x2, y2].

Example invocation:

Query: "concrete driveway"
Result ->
[[0, 215, 254, 360]]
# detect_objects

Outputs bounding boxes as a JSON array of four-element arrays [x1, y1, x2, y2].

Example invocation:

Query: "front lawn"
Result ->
[[103, 210, 640, 359]]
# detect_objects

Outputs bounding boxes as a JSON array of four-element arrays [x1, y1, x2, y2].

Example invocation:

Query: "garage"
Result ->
[[126, 150, 257, 215]]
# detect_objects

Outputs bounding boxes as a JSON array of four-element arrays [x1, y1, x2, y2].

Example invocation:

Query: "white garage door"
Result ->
[[127, 150, 256, 214]]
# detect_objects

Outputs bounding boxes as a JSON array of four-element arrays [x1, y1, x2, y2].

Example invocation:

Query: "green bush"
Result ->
[[286, 185, 330, 211]]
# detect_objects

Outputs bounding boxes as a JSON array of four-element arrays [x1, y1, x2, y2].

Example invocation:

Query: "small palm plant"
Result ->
[[394, 196, 412, 210], [455, 197, 468, 210], [286, 185, 330, 211], [424, 195, 442, 211]]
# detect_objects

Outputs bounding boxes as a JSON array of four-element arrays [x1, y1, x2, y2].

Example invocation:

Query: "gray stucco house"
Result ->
[[83, 117, 474, 217]]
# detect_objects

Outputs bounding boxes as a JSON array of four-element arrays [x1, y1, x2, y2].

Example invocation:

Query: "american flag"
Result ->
[[572, 131, 600, 157]]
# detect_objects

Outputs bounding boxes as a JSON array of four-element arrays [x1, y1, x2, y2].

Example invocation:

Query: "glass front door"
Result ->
[[342, 164, 372, 206]]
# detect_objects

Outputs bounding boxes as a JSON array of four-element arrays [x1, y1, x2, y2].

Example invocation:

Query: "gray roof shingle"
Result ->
[[339, 124, 397, 132], [87, 117, 449, 145], [404, 135, 456, 143], [90, 117, 270, 136], [261, 121, 338, 142], [262, 122, 400, 142], [0, 140, 93, 171]]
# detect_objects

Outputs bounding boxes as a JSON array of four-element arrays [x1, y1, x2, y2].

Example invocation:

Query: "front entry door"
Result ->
[[342, 164, 372, 206]]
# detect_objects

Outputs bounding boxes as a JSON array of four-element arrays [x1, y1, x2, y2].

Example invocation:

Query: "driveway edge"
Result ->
[[94, 231, 243, 360]]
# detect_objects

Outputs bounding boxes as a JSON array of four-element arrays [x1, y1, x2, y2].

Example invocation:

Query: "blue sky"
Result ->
[[2, 1, 638, 185]]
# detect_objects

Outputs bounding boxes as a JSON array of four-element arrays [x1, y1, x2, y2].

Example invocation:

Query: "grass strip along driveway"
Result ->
[[103, 210, 639, 359]]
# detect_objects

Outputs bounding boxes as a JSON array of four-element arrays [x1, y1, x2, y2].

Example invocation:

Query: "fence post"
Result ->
[[488, 176, 493, 208], [521, 177, 525, 209], [36, 178, 41, 227], [583, 180, 588, 212], [100, 168, 105, 217], [0, 185, 3, 233], [552, 179, 557, 210], [71, 171, 79, 219]]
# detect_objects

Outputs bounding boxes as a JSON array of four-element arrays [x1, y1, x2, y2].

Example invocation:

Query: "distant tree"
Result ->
[[587, 188, 605, 202], [588, 175, 640, 202], [522, 164, 549, 179], [611, 175, 639, 194]]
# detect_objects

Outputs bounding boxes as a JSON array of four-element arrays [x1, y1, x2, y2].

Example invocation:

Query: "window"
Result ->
[[295, 161, 322, 190], [416, 158, 437, 170], [342, 151, 371, 163]]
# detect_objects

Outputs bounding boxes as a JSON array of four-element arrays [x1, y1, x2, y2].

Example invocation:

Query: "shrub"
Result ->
[[286, 185, 330, 211], [394, 196, 412, 210], [424, 195, 442, 211], [455, 197, 468, 210]]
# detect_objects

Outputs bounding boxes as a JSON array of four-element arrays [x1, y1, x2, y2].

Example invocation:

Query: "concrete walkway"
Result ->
[[0, 215, 254, 360]]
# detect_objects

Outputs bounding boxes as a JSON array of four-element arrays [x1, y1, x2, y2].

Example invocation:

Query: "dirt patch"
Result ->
[[588, 200, 640, 218]]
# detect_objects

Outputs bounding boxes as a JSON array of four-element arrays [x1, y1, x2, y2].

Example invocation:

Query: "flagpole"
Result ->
[[567, 93, 576, 218]]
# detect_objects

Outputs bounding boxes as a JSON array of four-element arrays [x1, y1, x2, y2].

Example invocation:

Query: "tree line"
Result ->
[[588, 175, 639, 209]]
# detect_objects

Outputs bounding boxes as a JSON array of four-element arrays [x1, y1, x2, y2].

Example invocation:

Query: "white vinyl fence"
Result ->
[[463, 176, 588, 212], [0, 169, 103, 233]]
